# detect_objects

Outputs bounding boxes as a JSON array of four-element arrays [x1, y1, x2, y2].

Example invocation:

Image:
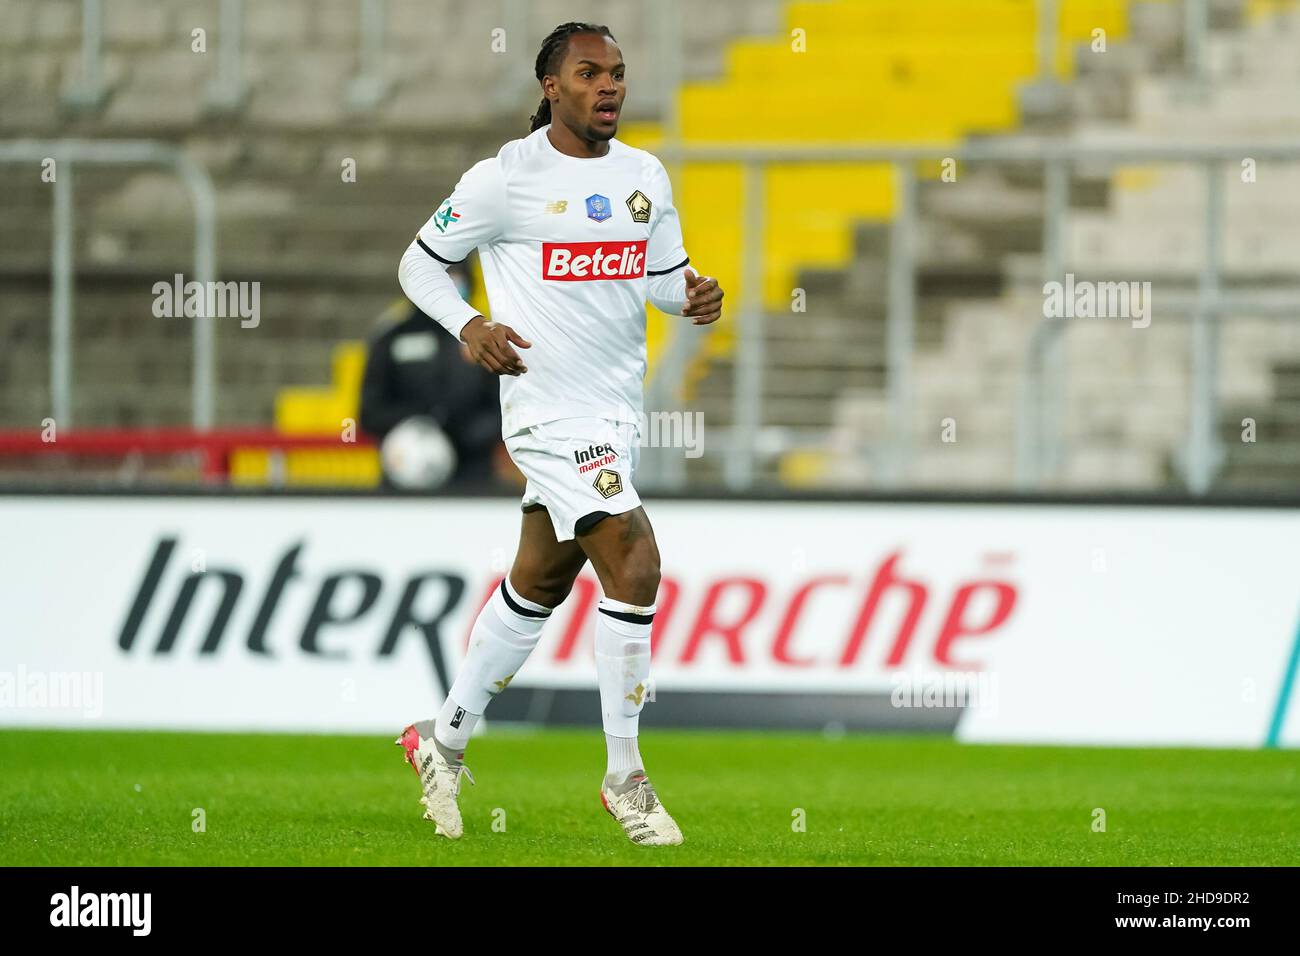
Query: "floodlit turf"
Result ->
[[1, 727, 1297, 866]]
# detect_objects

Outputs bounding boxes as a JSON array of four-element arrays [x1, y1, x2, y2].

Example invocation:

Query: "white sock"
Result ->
[[605, 733, 643, 784], [435, 696, 480, 752], [435, 577, 551, 752], [594, 595, 655, 774]]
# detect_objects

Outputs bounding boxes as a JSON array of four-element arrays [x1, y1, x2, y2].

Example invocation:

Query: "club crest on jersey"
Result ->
[[593, 468, 623, 498], [625, 190, 652, 223], [586, 194, 611, 222]]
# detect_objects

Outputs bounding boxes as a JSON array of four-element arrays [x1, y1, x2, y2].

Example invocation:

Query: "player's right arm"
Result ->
[[398, 159, 531, 376]]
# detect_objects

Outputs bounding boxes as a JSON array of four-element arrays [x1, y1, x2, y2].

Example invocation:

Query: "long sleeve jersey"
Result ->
[[398, 124, 692, 437]]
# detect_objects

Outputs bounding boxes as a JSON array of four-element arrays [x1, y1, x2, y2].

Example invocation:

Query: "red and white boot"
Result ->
[[396, 720, 475, 839]]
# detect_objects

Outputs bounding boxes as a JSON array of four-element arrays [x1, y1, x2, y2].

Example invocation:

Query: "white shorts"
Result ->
[[504, 417, 643, 542]]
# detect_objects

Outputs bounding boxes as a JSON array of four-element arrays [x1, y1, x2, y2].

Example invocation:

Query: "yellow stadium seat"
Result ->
[[274, 341, 367, 436], [623, 0, 1137, 396]]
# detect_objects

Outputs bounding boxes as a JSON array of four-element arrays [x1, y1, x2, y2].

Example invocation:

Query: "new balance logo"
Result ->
[[544, 200, 568, 214], [449, 707, 465, 728]]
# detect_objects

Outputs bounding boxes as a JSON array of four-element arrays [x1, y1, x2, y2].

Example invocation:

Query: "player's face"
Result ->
[[553, 34, 625, 142]]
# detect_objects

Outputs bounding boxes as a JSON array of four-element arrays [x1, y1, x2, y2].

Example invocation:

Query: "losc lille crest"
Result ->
[[625, 190, 651, 223], [593, 468, 623, 498]]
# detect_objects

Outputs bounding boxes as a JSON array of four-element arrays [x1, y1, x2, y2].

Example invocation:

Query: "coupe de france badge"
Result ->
[[586, 194, 611, 223]]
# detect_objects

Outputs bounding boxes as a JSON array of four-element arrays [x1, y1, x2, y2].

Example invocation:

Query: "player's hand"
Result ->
[[682, 269, 723, 325], [460, 315, 530, 376]]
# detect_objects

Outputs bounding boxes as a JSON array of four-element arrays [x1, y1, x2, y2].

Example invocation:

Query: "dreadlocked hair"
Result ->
[[529, 21, 616, 132]]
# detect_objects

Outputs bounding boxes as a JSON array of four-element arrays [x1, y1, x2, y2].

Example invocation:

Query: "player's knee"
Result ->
[[504, 572, 572, 608], [539, 579, 576, 607], [609, 544, 660, 605]]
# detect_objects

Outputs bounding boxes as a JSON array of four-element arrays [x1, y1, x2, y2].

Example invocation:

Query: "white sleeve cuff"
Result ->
[[647, 268, 689, 316], [397, 241, 481, 340]]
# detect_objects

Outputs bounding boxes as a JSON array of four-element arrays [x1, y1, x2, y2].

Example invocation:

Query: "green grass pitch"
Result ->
[[2, 727, 1296, 866]]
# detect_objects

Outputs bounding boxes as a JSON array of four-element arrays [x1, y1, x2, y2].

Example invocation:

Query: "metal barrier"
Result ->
[[64, 0, 104, 110], [655, 139, 1300, 493], [348, 0, 390, 110], [0, 140, 219, 430], [207, 0, 246, 110]]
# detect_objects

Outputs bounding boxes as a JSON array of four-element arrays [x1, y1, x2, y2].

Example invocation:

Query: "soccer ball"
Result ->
[[381, 416, 458, 490]]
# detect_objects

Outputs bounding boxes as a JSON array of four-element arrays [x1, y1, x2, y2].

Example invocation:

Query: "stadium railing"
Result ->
[[0, 139, 219, 430], [653, 138, 1300, 494], [0, 428, 377, 486]]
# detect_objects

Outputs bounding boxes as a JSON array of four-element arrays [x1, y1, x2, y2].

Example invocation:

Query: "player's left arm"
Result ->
[[644, 162, 723, 325]]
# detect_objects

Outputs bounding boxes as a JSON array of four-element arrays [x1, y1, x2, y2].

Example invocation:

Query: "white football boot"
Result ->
[[396, 720, 475, 839], [600, 770, 684, 846]]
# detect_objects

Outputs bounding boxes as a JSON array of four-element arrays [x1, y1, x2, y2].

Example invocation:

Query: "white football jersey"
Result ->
[[413, 125, 690, 438]]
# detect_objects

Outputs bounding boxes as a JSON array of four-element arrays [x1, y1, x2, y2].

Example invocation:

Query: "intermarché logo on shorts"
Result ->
[[574, 442, 618, 474]]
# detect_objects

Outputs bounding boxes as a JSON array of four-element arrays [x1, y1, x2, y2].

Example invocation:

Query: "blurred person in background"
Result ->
[[359, 263, 518, 490]]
